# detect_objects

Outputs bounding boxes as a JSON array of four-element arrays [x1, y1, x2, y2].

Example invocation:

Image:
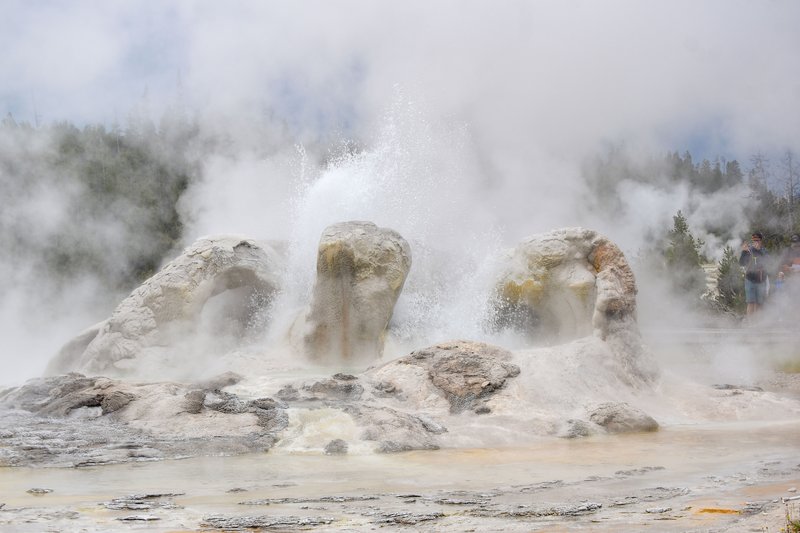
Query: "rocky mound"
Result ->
[[48, 236, 284, 377], [492, 227, 655, 384], [14, 225, 685, 467], [297, 221, 411, 363], [0, 372, 284, 467], [369, 341, 520, 415]]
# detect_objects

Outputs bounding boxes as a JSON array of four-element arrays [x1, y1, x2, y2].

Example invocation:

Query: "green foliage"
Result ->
[[663, 210, 707, 296], [584, 147, 797, 242], [787, 503, 800, 533], [0, 111, 203, 298], [715, 245, 745, 314], [745, 151, 800, 239], [583, 148, 748, 233], [583, 147, 800, 315]]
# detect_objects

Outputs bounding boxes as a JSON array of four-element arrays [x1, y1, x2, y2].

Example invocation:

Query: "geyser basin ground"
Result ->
[[2, 333, 799, 531], [1, 419, 799, 532]]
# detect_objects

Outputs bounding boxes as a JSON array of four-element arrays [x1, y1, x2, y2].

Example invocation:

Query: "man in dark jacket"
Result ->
[[739, 232, 770, 316]]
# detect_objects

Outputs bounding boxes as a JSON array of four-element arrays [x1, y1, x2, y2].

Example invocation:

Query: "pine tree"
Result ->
[[746, 153, 782, 238], [725, 160, 743, 186], [780, 150, 799, 233], [0, 110, 202, 297], [664, 210, 707, 296], [715, 245, 745, 314]]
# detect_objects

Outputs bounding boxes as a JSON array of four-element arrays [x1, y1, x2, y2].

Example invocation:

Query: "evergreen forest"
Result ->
[[1, 111, 798, 318]]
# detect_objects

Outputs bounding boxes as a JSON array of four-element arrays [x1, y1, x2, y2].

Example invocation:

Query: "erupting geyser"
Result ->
[[1, 223, 687, 466]]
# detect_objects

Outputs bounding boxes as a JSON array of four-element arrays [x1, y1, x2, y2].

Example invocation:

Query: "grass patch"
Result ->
[[787, 502, 800, 533], [777, 360, 800, 373]]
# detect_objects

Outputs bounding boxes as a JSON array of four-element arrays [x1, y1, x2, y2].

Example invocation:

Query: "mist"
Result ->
[[2, 1, 799, 385]]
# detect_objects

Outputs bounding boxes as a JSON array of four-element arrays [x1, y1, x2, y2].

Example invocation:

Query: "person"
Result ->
[[777, 234, 800, 324], [739, 232, 770, 316], [774, 270, 785, 292], [779, 233, 800, 276]]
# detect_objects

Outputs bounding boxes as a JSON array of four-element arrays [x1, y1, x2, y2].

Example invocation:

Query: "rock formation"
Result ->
[[299, 221, 411, 363], [587, 401, 659, 433], [48, 236, 284, 376], [273, 372, 445, 454], [0, 372, 286, 467], [14, 224, 681, 467], [492, 227, 656, 384], [369, 341, 520, 415]]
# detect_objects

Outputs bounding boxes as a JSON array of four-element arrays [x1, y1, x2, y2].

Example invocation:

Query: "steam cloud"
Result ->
[[2, 1, 799, 385]]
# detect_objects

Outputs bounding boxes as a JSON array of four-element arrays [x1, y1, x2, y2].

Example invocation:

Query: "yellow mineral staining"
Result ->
[[320, 242, 345, 271], [388, 272, 405, 291], [590, 241, 617, 272], [567, 281, 593, 304], [697, 508, 740, 515], [502, 278, 546, 305], [591, 240, 637, 302], [528, 253, 561, 271]]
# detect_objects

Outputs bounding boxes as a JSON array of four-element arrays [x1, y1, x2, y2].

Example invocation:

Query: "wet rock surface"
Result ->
[[323, 439, 348, 455], [304, 376, 365, 401], [351, 405, 442, 453], [557, 418, 598, 438], [369, 340, 521, 415], [3, 454, 796, 532], [0, 361, 460, 462], [402, 341, 520, 413], [2, 332, 748, 464], [269, 371, 449, 453], [588, 401, 660, 433], [201, 515, 335, 529], [0, 373, 286, 467], [103, 493, 184, 511], [469, 501, 603, 518], [370, 511, 446, 525], [116, 514, 161, 521], [240, 495, 380, 505]]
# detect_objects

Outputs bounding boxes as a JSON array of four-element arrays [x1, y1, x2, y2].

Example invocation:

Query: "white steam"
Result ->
[[1, 1, 799, 385]]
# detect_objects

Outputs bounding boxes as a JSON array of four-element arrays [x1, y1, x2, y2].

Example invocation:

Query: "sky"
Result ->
[[2, 1, 798, 157], [1, 1, 799, 383], [3, 1, 799, 242]]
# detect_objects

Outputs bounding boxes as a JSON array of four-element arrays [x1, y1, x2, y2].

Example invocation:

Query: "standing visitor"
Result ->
[[777, 234, 800, 323], [779, 234, 800, 276], [739, 232, 770, 317], [774, 271, 785, 292]]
